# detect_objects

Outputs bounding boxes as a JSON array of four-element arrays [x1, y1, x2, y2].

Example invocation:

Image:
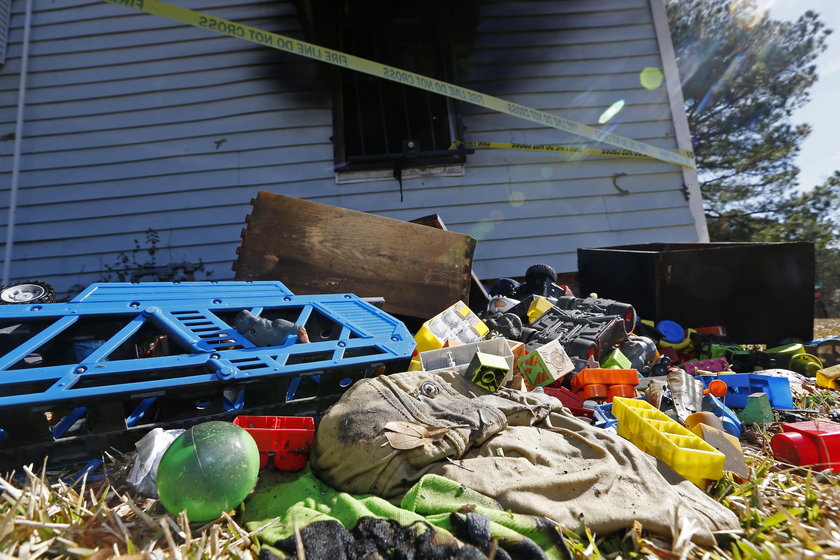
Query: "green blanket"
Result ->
[[243, 468, 568, 559]]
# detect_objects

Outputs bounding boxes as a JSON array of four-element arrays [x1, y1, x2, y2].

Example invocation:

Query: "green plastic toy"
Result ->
[[156, 421, 260, 522]]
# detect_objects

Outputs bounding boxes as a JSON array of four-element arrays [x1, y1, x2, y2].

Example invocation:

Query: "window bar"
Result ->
[[425, 91, 437, 150], [375, 83, 389, 152], [373, 35, 389, 152], [348, 32, 366, 155], [353, 78, 366, 155], [401, 86, 413, 144]]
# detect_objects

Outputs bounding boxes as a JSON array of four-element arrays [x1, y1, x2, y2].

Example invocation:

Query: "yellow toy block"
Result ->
[[414, 301, 489, 354], [612, 397, 725, 487], [816, 365, 840, 390], [526, 296, 554, 323], [408, 358, 422, 371]]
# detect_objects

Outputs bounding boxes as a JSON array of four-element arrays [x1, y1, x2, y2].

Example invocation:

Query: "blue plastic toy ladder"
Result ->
[[0, 281, 415, 470]]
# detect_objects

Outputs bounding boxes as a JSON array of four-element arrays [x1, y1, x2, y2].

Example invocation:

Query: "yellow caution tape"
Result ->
[[103, 0, 696, 169], [450, 140, 694, 161]]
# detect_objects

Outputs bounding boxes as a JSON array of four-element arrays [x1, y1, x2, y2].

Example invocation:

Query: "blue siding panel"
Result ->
[[0, 0, 701, 295]]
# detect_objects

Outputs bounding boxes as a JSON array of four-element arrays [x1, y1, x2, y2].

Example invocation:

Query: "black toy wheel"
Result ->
[[524, 263, 557, 283], [0, 281, 56, 304]]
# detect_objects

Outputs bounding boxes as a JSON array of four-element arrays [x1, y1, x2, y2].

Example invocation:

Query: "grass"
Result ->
[[1, 393, 838, 559], [0, 460, 265, 559]]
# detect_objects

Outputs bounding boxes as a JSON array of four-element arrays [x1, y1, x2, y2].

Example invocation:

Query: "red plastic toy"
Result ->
[[542, 385, 594, 418], [233, 415, 316, 471], [770, 420, 840, 472], [570, 368, 639, 402]]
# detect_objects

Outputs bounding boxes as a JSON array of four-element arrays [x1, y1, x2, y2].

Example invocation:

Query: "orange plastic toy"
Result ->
[[570, 368, 639, 402]]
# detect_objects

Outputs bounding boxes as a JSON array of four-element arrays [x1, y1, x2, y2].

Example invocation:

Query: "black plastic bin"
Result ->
[[577, 242, 815, 346]]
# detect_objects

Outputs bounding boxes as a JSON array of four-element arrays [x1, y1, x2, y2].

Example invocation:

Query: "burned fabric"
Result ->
[[262, 518, 489, 560], [310, 369, 740, 545], [242, 469, 567, 559]]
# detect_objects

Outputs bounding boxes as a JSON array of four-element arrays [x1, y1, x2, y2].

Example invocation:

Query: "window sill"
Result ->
[[335, 164, 465, 185]]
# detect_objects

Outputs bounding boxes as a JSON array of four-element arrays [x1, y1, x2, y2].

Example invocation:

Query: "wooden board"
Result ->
[[410, 214, 489, 313], [233, 192, 476, 319]]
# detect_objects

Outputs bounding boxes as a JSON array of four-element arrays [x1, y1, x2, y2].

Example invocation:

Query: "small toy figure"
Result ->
[[233, 309, 308, 346]]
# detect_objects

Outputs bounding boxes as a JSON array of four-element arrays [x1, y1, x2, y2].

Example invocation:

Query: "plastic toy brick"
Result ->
[[608, 385, 637, 399], [506, 339, 526, 374], [770, 420, 840, 472], [683, 358, 730, 375], [516, 339, 574, 387], [526, 296, 554, 323], [707, 344, 746, 360], [694, 326, 727, 336], [466, 351, 510, 392], [697, 374, 794, 410], [599, 348, 632, 369], [571, 368, 638, 403], [414, 301, 489, 354], [541, 386, 593, 418], [572, 369, 639, 389], [419, 338, 514, 373], [612, 397, 725, 486], [233, 415, 315, 471], [576, 384, 609, 401], [816, 365, 840, 389], [737, 393, 775, 425]]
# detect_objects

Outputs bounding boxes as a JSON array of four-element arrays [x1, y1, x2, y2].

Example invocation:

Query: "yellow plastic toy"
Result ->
[[612, 397, 725, 487], [414, 301, 488, 354], [526, 296, 554, 323]]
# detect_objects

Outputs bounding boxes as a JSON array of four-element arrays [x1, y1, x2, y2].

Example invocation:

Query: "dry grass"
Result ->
[[0, 458, 268, 559], [813, 318, 840, 340]]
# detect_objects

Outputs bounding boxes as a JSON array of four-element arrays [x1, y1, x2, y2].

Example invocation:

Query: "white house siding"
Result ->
[[0, 0, 705, 297]]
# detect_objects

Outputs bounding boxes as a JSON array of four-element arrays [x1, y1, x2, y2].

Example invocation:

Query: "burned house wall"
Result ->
[[0, 0, 704, 296]]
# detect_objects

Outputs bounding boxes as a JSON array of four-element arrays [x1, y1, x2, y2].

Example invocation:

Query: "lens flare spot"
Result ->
[[509, 191, 526, 206], [541, 166, 554, 179], [639, 67, 664, 90], [728, 0, 772, 29], [468, 220, 495, 240], [489, 209, 504, 222], [598, 100, 625, 124]]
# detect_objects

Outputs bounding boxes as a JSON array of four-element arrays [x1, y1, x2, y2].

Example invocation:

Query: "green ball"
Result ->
[[156, 421, 260, 522]]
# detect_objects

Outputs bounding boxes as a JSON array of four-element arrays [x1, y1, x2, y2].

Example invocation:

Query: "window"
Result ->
[[294, 0, 481, 182], [333, 21, 466, 176]]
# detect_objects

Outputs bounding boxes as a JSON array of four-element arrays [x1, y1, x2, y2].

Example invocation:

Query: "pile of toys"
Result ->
[[408, 264, 840, 486]]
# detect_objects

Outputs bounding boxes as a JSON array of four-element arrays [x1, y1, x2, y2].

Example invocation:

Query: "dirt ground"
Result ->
[[814, 317, 840, 338]]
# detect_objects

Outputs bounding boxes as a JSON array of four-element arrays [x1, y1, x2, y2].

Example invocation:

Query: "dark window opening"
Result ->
[[292, 0, 482, 174], [334, 24, 465, 172]]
